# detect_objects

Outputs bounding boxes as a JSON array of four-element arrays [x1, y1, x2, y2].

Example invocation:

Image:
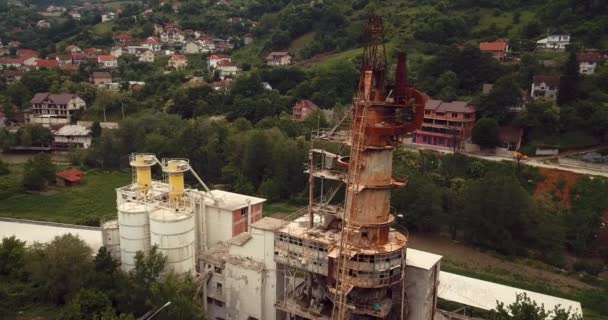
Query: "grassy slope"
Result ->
[[0, 165, 130, 224]]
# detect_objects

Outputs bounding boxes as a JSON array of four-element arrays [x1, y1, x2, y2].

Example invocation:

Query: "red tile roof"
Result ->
[[98, 55, 116, 61], [424, 100, 475, 113], [36, 59, 58, 68], [56, 168, 85, 183], [217, 60, 236, 67], [577, 50, 604, 63], [31, 93, 80, 104], [60, 65, 79, 72], [479, 39, 508, 52], [114, 33, 132, 40], [533, 75, 560, 87], [499, 126, 523, 143], [142, 36, 160, 45], [209, 54, 230, 60], [17, 49, 39, 58], [294, 100, 319, 111]]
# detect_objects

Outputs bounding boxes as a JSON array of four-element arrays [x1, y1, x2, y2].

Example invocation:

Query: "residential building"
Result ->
[[531, 75, 560, 100], [244, 33, 254, 45], [60, 64, 79, 74], [167, 54, 188, 70], [142, 36, 161, 51], [479, 39, 509, 61], [71, 52, 87, 65], [292, 100, 319, 121], [536, 34, 570, 50], [208, 54, 231, 68], [65, 45, 81, 53], [53, 125, 92, 149], [56, 54, 72, 66], [265, 51, 292, 66], [210, 79, 233, 92], [90, 71, 112, 86], [0, 57, 25, 69], [17, 49, 39, 58], [216, 60, 238, 78], [69, 10, 81, 20], [56, 168, 85, 186], [26, 93, 86, 125], [183, 40, 201, 54], [138, 50, 155, 63], [101, 12, 116, 22], [499, 126, 524, 151], [1, 70, 24, 83], [98, 55, 118, 68], [413, 99, 476, 148], [159, 26, 185, 45], [36, 20, 51, 28], [114, 33, 132, 45], [36, 59, 58, 69], [577, 50, 605, 75], [110, 46, 124, 58]]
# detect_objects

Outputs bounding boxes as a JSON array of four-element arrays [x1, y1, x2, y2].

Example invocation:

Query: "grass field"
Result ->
[[0, 165, 130, 225], [93, 22, 113, 36]]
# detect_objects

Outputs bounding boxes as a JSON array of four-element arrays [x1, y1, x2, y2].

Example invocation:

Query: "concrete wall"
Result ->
[[224, 263, 263, 320], [536, 148, 559, 156], [405, 262, 440, 320], [558, 157, 608, 172], [205, 206, 233, 248], [229, 227, 278, 320]]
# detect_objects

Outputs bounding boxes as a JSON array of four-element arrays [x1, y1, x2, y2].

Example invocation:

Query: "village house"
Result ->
[[71, 52, 88, 65], [198, 36, 216, 52], [1, 70, 24, 83], [536, 34, 570, 50], [208, 54, 231, 68], [56, 54, 72, 66], [499, 126, 524, 151], [210, 79, 234, 92], [479, 39, 509, 61], [26, 93, 86, 126], [138, 50, 155, 63], [114, 33, 132, 45], [142, 36, 161, 51], [61, 64, 79, 74], [36, 20, 51, 28], [168, 54, 188, 70], [183, 40, 202, 54], [413, 100, 476, 148], [17, 49, 39, 58], [46, 5, 66, 12], [8, 41, 22, 48], [53, 125, 92, 150], [55, 168, 85, 186], [90, 71, 112, 86], [213, 38, 234, 51], [531, 75, 560, 100], [216, 60, 239, 78], [102, 12, 116, 22], [292, 100, 319, 122], [69, 10, 81, 20], [65, 45, 81, 53], [98, 55, 118, 68], [244, 34, 254, 45], [0, 57, 24, 69], [110, 46, 124, 58], [265, 51, 292, 66], [36, 59, 58, 69], [577, 50, 605, 75], [159, 25, 185, 45]]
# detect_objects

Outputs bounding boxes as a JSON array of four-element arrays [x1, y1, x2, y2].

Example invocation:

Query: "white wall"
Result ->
[[404, 263, 439, 320], [204, 205, 233, 248], [224, 263, 263, 320]]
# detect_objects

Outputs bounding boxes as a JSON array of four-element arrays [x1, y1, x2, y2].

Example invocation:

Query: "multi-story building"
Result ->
[[479, 39, 509, 61], [413, 99, 476, 148], [26, 93, 86, 125], [90, 71, 112, 86], [265, 52, 292, 66], [168, 54, 188, 70], [531, 75, 560, 100], [142, 36, 161, 52], [536, 34, 570, 50]]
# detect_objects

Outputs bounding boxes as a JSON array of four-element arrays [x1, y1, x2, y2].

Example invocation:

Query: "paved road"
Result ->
[[402, 143, 608, 178]]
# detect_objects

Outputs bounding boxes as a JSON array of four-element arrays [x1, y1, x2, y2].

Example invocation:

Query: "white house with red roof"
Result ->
[[65, 45, 81, 53], [208, 54, 231, 68], [98, 55, 118, 68], [577, 50, 605, 75], [265, 51, 292, 66], [168, 54, 188, 70], [114, 33, 132, 45], [479, 39, 509, 61], [36, 59, 58, 70], [216, 60, 239, 78], [142, 36, 161, 51], [292, 100, 319, 121]]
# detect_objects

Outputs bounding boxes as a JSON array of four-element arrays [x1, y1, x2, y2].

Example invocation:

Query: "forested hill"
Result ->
[[241, 0, 608, 60]]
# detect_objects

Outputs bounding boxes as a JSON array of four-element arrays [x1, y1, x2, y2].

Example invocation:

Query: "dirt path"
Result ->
[[409, 233, 595, 292]]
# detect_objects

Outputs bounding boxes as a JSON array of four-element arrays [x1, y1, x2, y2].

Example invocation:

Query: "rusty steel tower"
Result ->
[[331, 16, 427, 320]]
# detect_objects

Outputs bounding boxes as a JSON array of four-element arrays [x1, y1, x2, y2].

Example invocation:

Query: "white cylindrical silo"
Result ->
[[118, 202, 151, 272], [149, 208, 196, 275], [101, 219, 121, 261]]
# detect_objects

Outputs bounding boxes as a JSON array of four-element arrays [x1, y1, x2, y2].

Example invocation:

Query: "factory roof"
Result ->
[[207, 189, 266, 210], [438, 272, 583, 316], [252, 217, 288, 231], [405, 248, 442, 270], [202, 241, 229, 265]]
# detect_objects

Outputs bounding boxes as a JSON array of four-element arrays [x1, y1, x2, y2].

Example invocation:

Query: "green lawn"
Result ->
[[263, 202, 302, 219], [289, 32, 316, 58], [93, 22, 113, 36], [0, 165, 130, 225]]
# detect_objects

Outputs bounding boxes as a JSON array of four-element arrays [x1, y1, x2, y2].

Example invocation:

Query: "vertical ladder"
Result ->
[[332, 92, 369, 320]]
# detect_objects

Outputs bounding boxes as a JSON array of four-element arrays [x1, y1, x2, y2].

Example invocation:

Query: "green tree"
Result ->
[[477, 75, 521, 122], [26, 234, 93, 304], [472, 118, 501, 148], [22, 153, 56, 191], [126, 246, 167, 316], [0, 159, 9, 175], [61, 289, 112, 320], [557, 51, 580, 106], [149, 273, 205, 320], [489, 293, 582, 320], [0, 236, 27, 279], [91, 121, 102, 138]]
